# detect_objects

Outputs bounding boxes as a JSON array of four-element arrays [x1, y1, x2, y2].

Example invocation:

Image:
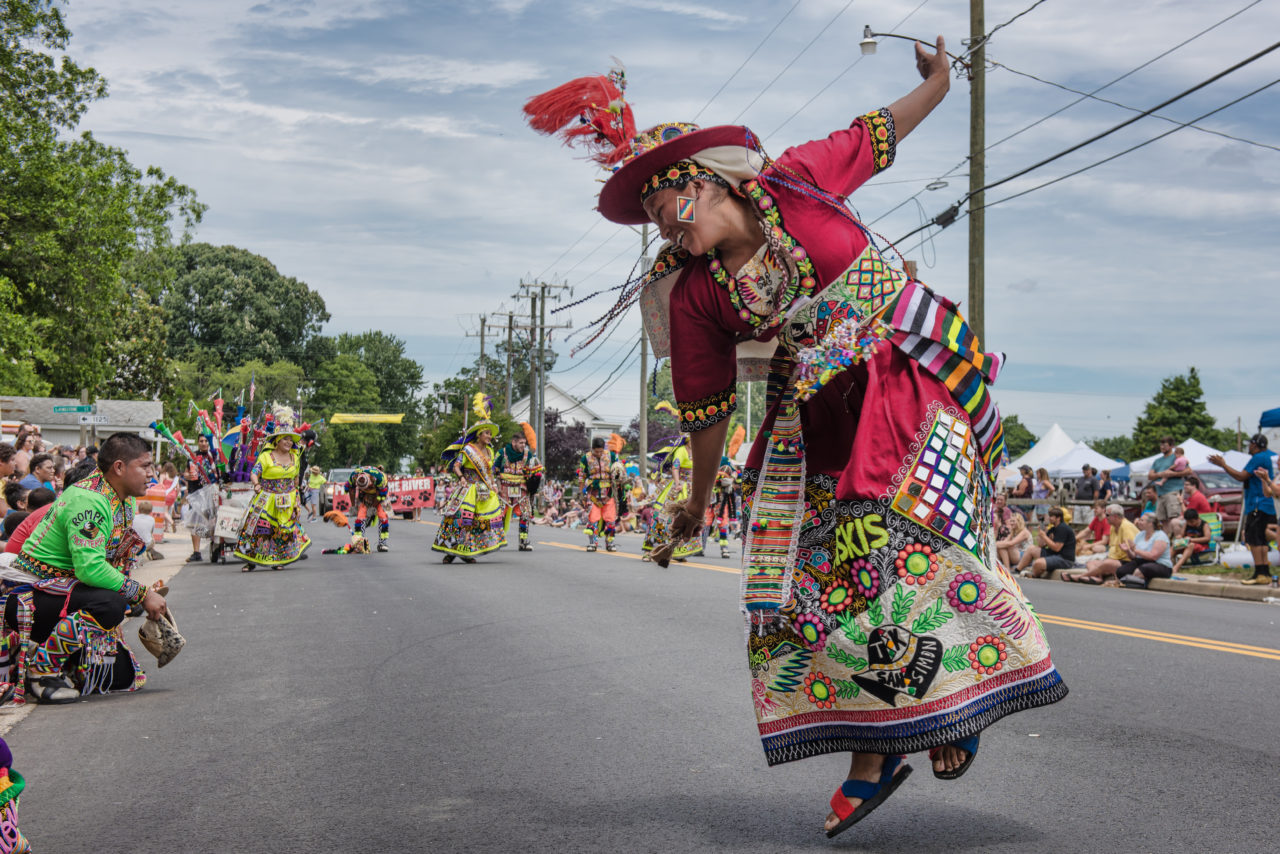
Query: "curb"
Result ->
[[1039, 569, 1277, 602]]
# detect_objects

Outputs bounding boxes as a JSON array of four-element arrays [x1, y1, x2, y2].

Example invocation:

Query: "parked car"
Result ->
[[320, 467, 355, 514]]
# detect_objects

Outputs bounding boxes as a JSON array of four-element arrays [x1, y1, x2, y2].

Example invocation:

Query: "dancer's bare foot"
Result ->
[[931, 743, 969, 775], [823, 753, 892, 833]]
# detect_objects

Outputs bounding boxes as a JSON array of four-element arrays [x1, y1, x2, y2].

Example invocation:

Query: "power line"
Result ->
[[534, 217, 609, 281], [985, 0, 1265, 152], [731, 0, 857, 124], [569, 335, 642, 403], [893, 39, 1280, 244], [692, 0, 802, 123], [765, 0, 934, 141], [976, 76, 1280, 212], [865, 0, 1262, 240], [891, 73, 1280, 252], [991, 59, 1280, 153], [959, 0, 1051, 62]]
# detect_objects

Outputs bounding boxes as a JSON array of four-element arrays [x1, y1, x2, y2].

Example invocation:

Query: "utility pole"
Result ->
[[516, 280, 570, 453], [464, 314, 488, 393], [528, 290, 538, 429], [504, 314, 514, 413], [80, 387, 89, 447], [968, 0, 986, 342], [638, 223, 651, 478]]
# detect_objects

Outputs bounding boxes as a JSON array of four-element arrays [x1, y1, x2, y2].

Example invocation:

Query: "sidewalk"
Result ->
[[1035, 568, 1279, 602]]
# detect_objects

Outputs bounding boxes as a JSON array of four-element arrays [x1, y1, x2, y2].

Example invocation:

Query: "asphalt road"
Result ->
[[7, 517, 1280, 853]]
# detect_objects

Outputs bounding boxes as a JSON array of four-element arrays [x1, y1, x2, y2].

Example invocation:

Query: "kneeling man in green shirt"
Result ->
[[7, 433, 167, 704]]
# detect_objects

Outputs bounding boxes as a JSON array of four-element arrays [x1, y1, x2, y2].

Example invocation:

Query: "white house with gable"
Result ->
[[509, 381, 625, 440]]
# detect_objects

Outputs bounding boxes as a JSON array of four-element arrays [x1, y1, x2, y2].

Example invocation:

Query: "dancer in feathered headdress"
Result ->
[[432, 393, 507, 563], [526, 39, 1064, 835], [234, 404, 311, 570], [495, 421, 543, 552], [576, 435, 623, 553]]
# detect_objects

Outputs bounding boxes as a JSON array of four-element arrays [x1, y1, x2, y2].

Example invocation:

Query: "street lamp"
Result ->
[[859, 26, 966, 66], [860, 7, 987, 343]]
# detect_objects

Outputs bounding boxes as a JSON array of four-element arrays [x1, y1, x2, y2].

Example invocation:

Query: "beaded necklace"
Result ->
[[706, 178, 817, 333]]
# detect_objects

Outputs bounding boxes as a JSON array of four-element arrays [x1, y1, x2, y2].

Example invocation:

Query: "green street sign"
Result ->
[[53, 405, 94, 413]]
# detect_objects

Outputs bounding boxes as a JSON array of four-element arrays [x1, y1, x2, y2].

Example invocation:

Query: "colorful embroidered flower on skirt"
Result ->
[[792, 613, 827, 650], [819, 582, 853, 614], [947, 572, 987, 613], [895, 543, 938, 585], [968, 635, 1007, 675], [803, 672, 836, 709], [850, 558, 879, 599]]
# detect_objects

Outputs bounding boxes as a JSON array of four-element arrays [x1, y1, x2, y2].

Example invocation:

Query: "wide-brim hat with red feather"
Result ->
[[523, 67, 766, 225]]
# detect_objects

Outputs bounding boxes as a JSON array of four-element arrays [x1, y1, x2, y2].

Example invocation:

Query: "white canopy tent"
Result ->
[[1040, 441, 1125, 479], [1008, 423, 1077, 472]]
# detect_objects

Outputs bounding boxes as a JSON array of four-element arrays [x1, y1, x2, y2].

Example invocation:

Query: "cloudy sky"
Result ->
[[65, 0, 1280, 445]]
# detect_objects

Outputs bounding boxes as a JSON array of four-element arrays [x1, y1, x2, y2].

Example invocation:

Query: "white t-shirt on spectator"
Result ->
[[132, 513, 155, 544]]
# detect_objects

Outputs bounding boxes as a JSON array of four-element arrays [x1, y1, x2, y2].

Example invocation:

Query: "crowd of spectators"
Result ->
[[1002, 432, 1277, 589], [1, 422, 178, 560]]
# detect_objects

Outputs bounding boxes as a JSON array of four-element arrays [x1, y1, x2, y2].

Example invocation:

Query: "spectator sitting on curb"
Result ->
[[3, 484, 28, 518], [1207, 434, 1275, 585], [1113, 512, 1172, 589], [1063, 504, 1138, 584], [133, 500, 163, 561], [3, 488, 57, 555], [17, 454, 55, 491], [995, 512, 1031, 570], [1147, 436, 1185, 534], [1014, 506, 1076, 578], [0, 445, 15, 514], [1080, 499, 1111, 554], [1170, 508, 1212, 572]]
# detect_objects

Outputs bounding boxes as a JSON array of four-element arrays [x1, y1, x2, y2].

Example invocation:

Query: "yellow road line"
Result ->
[[534, 541, 1280, 661], [1039, 614, 1280, 661]]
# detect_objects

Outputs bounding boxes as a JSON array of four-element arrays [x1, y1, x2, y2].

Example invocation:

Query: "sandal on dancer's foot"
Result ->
[[826, 755, 912, 838], [929, 733, 980, 780]]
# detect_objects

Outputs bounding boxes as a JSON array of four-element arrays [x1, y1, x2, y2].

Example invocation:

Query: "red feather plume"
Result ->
[[523, 70, 636, 167]]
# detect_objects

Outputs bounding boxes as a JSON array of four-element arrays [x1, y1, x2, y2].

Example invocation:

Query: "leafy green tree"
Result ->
[[1130, 368, 1235, 457], [162, 244, 329, 367], [542, 409, 590, 480], [0, 278, 53, 394], [1001, 414, 1037, 460], [2, 1, 202, 394]]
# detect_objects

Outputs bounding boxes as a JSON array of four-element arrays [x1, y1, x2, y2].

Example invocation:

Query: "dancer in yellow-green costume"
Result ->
[[433, 395, 508, 564], [234, 407, 311, 570]]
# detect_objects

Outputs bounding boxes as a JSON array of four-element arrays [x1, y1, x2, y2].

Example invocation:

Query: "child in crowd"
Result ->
[[1170, 447, 1191, 475], [133, 500, 162, 560], [1081, 499, 1111, 554]]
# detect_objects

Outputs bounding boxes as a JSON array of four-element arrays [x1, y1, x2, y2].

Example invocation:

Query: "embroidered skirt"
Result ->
[[433, 481, 508, 558], [742, 336, 1066, 766], [234, 481, 310, 566]]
